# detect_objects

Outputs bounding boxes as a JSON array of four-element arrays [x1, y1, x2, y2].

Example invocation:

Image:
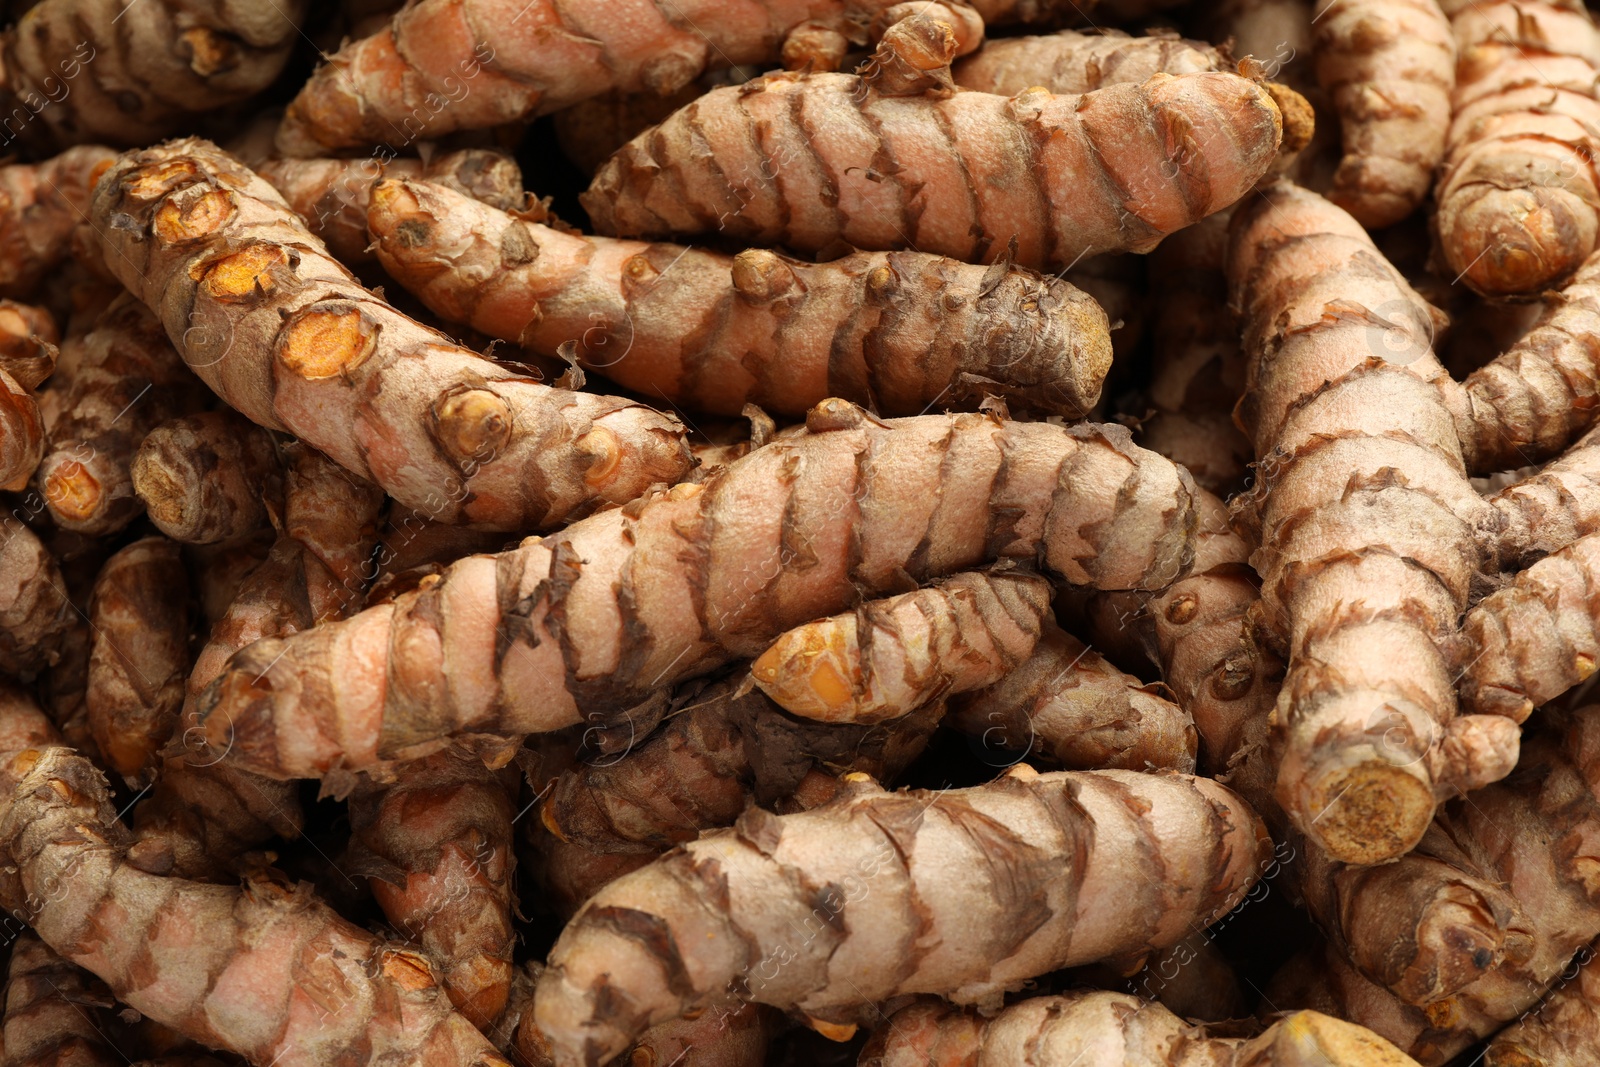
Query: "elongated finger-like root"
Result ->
[[89, 138, 691, 531], [192, 405, 1197, 779], [1462, 531, 1600, 719], [584, 31, 1284, 269], [750, 570, 1051, 723], [0, 743, 510, 1067], [1313, 0, 1455, 228], [1229, 180, 1510, 864], [368, 176, 1114, 419], [536, 767, 1268, 1065], [350, 749, 518, 1030]]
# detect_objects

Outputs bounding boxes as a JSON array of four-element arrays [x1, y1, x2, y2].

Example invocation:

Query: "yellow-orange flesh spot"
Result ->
[[43, 462, 101, 521], [278, 307, 378, 381], [155, 187, 236, 245]]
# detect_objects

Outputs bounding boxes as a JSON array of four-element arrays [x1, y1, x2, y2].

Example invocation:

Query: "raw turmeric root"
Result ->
[[192, 404, 1197, 779], [749, 569, 1051, 723], [35, 294, 206, 536], [349, 749, 518, 1031], [1434, 0, 1600, 297], [0, 518, 73, 676], [1483, 938, 1600, 1067], [0, 744, 511, 1067], [952, 28, 1225, 97], [1082, 489, 1281, 780], [946, 622, 1198, 772], [583, 23, 1286, 269], [129, 444, 381, 881], [0, 300, 59, 390], [366, 176, 1114, 418], [515, 966, 781, 1067], [1461, 531, 1600, 719], [133, 410, 282, 545], [257, 149, 524, 265], [533, 674, 940, 905], [0, 368, 44, 493], [534, 766, 1268, 1065], [85, 536, 192, 784], [88, 138, 692, 531], [1228, 180, 1517, 864], [1312, 0, 1455, 228], [551, 85, 706, 176], [1454, 250, 1600, 472], [0, 299, 56, 489], [0, 1, 306, 150], [1294, 806, 1527, 1009], [1482, 422, 1600, 569], [863, 992, 1424, 1067], [1270, 704, 1600, 1064], [273, 0, 986, 157], [2, 933, 123, 1067], [0, 146, 117, 299]]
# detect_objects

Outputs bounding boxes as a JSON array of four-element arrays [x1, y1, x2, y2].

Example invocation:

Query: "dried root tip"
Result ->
[[0, 518, 72, 676], [876, 3, 984, 54], [948, 623, 1198, 772], [1264, 80, 1317, 158], [861, 7, 974, 94], [133, 411, 282, 545], [865, 993, 1422, 1067], [535, 770, 1268, 1064], [85, 537, 192, 784], [1462, 532, 1600, 720], [1279, 736, 1438, 867], [0, 300, 59, 390], [750, 571, 1051, 723]]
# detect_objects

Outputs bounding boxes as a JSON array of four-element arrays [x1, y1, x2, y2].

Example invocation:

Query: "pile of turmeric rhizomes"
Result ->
[[0, 1, 1597, 1065]]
